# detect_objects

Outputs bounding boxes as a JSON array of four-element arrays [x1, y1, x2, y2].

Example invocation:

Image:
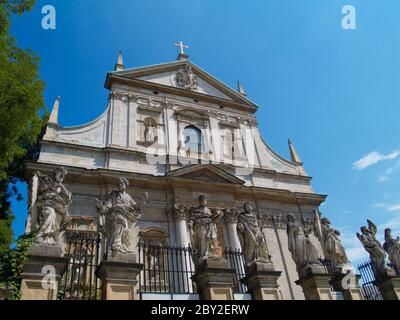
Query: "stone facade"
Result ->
[[23, 52, 340, 300]]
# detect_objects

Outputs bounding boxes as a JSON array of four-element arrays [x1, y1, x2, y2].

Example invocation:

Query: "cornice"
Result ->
[[24, 161, 326, 205]]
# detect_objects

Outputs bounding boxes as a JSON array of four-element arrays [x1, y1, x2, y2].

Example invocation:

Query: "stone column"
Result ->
[[192, 257, 236, 300], [375, 270, 400, 300], [330, 268, 364, 300], [20, 244, 69, 300], [295, 265, 334, 300], [171, 204, 194, 292], [173, 207, 190, 247], [242, 261, 282, 300], [224, 209, 242, 250], [97, 253, 144, 300]]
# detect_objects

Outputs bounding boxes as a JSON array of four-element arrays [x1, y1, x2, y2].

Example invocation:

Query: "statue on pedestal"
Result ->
[[287, 213, 321, 273], [188, 195, 223, 264], [237, 202, 270, 265], [320, 217, 350, 270], [35, 166, 72, 245], [356, 220, 387, 278], [96, 177, 141, 256], [383, 228, 400, 276]]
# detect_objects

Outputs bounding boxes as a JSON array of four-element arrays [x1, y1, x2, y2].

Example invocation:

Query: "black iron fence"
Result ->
[[224, 248, 247, 294], [357, 260, 383, 300], [319, 258, 335, 277], [58, 231, 101, 300], [137, 242, 197, 294]]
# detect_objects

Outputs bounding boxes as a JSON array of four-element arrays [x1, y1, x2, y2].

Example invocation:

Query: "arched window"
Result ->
[[183, 125, 204, 153]]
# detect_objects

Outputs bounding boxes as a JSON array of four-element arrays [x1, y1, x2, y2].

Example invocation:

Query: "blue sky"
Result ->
[[9, 0, 400, 264]]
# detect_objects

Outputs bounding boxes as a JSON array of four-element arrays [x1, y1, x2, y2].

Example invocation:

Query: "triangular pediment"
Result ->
[[167, 164, 245, 185], [108, 60, 258, 108]]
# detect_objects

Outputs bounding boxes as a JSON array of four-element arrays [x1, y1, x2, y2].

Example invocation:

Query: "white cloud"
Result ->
[[378, 159, 400, 182], [352, 150, 400, 170], [339, 228, 368, 265], [372, 201, 400, 212]]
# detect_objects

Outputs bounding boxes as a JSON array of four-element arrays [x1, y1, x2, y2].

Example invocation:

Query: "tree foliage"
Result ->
[[0, 0, 47, 251], [0, 232, 35, 300]]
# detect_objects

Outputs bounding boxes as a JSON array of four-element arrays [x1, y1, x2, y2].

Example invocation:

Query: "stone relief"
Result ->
[[383, 228, 400, 276], [109, 91, 138, 102], [95, 177, 141, 256], [176, 63, 198, 91], [35, 166, 72, 245], [287, 213, 321, 273], [237, 202, 270, 265], [188, 195, 223, 264], [319, 216, 350, 270], [356, 219, 387, 278]]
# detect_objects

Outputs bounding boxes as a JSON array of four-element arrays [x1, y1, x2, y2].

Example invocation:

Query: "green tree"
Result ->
[[0, 0, 47, 251], [0, 232, 35, 300]]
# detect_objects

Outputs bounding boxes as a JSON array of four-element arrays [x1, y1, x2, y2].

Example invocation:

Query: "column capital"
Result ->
[[224, 208, 240, 224], [171, 203, 189, 221], [273, 214, 287, 229]]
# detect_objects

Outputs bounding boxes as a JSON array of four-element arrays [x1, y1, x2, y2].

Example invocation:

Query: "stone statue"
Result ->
[[35, 166, 72, 245], [95, 177, 141, 256], [320, 217, 350, 270], [144, 118, 157, 143], [237, 202, 270, 265], [287, 213, 321, 272], [188, 195, 223, 264], [383, 228, 400, 276], [356, 220, 387, 278]]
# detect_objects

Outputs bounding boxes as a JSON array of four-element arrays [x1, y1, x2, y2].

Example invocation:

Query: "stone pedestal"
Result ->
[[295, 265, 333, 300], [97, 253, 144, 300], [330, 268, 364, 300], [375, 270, 400, 300], [242, 261, 282, 300], [20, 244, 69, 300], [192, 257, 235, 300]]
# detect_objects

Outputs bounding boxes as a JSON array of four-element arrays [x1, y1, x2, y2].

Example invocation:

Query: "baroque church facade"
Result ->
[[22, 46, 356, 300]]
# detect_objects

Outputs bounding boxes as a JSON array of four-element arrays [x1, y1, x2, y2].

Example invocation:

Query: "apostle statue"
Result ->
[[237, 202, 270, 265], [287, 213, 321, 272], [356, 220, 387, 278], [144, 117, 158, 144], [320, 217, 350, 270], [35, 166, 72, 245], [188, 195, 223, 264], [95, 177, 141, 256], [383, 228, 400, 276]]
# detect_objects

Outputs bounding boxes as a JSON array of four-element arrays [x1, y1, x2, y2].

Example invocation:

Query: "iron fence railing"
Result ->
[[137, 242, 197, 294], [224, 248, 247, 294], [58, 231, 101, 300], [357, 260, 383, 300]]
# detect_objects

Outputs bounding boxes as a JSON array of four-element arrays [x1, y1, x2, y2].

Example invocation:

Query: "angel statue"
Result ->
[[287, 213, 321, 273], [237, 202, 270, 265], [383, 228, 400, 276], [356, 220, 387, 278], [320, 217, 350, 270], [95, 177, 141, 256], [35, 167, 72, 245], [188, 195, 223, 264]]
